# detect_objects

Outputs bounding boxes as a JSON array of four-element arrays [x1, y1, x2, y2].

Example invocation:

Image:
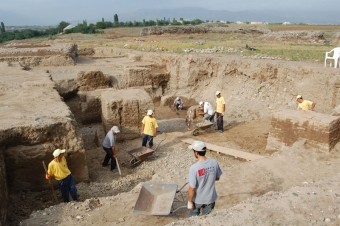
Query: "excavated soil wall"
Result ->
[[93, 48, 340, 122], [0, 43, 78, 66], [266, 109, 340, 152], [139, 52, 340, 121], [101, 88, 154, 140], [0, 64, 89, 225]]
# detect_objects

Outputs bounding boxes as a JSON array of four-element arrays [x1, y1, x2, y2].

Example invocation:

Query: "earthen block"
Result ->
[[101, 88, 154, 140], [266, 109, 340, 152]]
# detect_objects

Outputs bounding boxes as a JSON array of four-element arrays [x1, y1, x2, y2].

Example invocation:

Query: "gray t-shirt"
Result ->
[[188, 159, 222, 204], [102, 131, 115, 148]]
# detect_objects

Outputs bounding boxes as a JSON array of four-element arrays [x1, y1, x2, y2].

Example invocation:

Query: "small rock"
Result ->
[[118, 218, 125, 222], [76, 215, 83, 220], [324, 218, 331, 223]]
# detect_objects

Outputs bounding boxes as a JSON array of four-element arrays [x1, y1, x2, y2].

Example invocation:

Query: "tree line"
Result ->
[[0, 15, 203, 43]]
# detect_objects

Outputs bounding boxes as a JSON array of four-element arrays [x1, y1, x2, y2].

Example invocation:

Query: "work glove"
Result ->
[[187, 201, 194, 210]]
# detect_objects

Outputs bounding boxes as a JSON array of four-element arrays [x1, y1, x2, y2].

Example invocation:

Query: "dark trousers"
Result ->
[[142, 134, 154, 148], [189, 202, 215, 216], [58, 174, 78, 202], [216, 113, 224, 131], [102, 146, 117, 170]]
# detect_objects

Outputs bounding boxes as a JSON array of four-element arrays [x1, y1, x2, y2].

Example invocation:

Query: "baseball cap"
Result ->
[[199, 101, 203, 106], [111, 126, 120, 133], [53, 149, 66, 158], [188, 141, 206, 152], [215, 91, 221, 96], [147, 109, 153, 116], [296, 95, 303, 100]]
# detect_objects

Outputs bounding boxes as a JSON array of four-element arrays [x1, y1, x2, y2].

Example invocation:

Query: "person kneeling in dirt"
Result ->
[[187, 141, 222, 216], [173, 97, 184, 111], [296, 95, 316, 111], [102, 126, 121, 172], [141, 109, 158, 149], [45, 149, 78, 202], [199, 101, 215, 122]]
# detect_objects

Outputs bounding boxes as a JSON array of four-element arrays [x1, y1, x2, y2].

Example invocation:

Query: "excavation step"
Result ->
[[182, 138, 265, 161]]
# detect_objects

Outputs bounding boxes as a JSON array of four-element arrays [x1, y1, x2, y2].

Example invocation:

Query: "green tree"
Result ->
[[57, 21, 70, 33], [0, 22, 5, 33], [114, 14, 119, 23]]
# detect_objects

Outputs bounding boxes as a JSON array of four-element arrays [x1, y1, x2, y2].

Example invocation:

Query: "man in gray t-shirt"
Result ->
[[102, 126, 120, 171], [187, 141, 222, 216]]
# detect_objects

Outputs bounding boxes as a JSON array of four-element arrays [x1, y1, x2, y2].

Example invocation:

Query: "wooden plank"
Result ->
[[182, 138, 265, 161]]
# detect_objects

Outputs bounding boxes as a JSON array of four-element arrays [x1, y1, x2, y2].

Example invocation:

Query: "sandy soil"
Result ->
[[15, 112, 340, 226], [1, 33, 340, 226]]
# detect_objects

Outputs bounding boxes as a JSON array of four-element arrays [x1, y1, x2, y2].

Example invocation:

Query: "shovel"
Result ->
[[115, 157, 122, 176]]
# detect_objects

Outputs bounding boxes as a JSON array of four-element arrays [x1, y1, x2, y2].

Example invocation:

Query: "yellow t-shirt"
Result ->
[[216, 96, 225, 113], [142, 116, 158, 136], [298, 100, 314, 111], [47, 157, 71, 180]]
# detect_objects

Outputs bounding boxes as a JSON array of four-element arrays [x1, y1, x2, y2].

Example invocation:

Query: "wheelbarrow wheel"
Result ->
[[130, 158, 140, 168], [192, 128, 199, 136]]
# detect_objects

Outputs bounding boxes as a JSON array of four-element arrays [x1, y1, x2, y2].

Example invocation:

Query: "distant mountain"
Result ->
[[120, 7, 340, 24]]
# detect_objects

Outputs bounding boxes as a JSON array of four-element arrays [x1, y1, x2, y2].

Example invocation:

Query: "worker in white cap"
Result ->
[[102, 126, 120, 171], [173, 97, 184, 111], [187, 141, 222, 216], [296, 95, 316, 111], [199, 101, 215, 122], [141, 109, 158, 148], [45, 149, 78, 202], [215, 91, 225, 132]]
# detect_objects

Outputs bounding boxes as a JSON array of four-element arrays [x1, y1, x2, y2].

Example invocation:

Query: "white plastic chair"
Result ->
[[324, 47, 340, 68]]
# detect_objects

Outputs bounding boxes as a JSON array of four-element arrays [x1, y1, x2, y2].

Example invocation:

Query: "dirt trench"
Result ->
[[1, 45, 340, 226]]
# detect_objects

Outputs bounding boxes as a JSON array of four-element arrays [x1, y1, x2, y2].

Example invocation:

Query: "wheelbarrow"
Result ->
[[128, 138, 166, 168], [133, 182, 188, 215], [128, 147, 154, 168], [192, 120, 214, 136]]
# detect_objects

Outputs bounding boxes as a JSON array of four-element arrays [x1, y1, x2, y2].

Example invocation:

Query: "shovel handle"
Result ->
[[42, 161, 58, 202], [115, 157, 122, 176]]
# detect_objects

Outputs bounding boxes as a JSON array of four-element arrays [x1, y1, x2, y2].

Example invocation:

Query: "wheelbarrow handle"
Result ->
[[170, 205, 187, 214], [177, 182, 188, 193]]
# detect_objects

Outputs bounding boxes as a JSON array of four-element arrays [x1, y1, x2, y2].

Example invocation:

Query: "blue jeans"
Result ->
[[142, 134, 154, 148], [189, 202, 215, 217], [58, 174, 78, 202]]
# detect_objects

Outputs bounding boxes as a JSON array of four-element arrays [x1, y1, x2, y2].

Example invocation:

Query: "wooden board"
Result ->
[[182, 138, 265, 161]]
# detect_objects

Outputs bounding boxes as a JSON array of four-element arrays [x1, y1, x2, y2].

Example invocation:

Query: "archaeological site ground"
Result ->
[[1, 24, 340, 226]]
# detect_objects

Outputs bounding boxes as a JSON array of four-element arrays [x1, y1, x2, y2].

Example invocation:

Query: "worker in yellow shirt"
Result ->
[[215, 91, 225, 133], [141, 109, 158, 149], [45, 149, 78, 202], [296, 95, 316, 111]]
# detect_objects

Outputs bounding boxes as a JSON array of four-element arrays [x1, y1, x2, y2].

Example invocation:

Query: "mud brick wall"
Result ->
[[78, 91, 102, 124], [101, 88, 154, 140], [266, 109, 340, 152], [123, 67, 170, 88], [123, 67, 152, 87]]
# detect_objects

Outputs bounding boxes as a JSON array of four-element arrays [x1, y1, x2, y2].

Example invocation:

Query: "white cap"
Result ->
[[296, 95, 302, 100], [199, 101, 203, 106], [215, 91, 221, 96], [188, 141, 206, 152], [111, 126, 120, 133], [147, 109, 153, 116], [53, 149, 66, 158], [176, 97, 180, 100]]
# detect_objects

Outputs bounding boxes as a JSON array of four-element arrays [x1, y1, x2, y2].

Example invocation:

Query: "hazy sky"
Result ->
[[0, 0, 338, 26]]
